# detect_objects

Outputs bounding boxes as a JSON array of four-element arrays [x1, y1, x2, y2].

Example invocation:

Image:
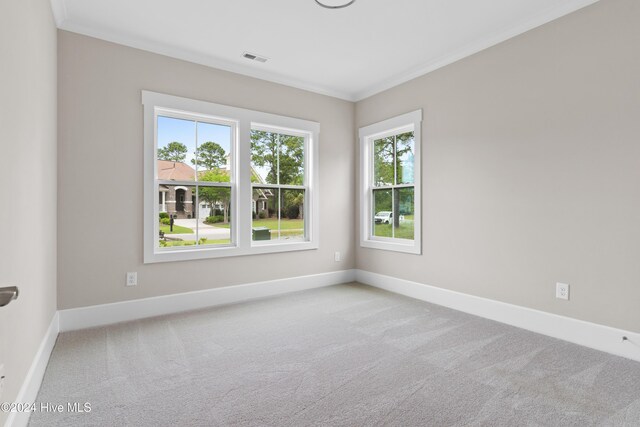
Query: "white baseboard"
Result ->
[[356, 270, 640, 362], [5, 312, 60, 427], [59, 269, 356, 332]]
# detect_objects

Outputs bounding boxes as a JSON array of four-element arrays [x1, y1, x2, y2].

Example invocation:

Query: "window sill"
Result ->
[[145, 241, 319, 264], [360, 238, 421, 254]]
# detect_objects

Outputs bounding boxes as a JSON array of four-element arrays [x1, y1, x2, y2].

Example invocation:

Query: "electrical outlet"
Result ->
[[334, 251, 341, 262], [556, 282, 569, 300], [0, 363, 5, 400], [126, 272, 138, 287]]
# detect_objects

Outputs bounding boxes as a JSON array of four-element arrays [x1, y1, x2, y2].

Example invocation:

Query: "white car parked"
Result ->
[[374, 211, 393, 224]]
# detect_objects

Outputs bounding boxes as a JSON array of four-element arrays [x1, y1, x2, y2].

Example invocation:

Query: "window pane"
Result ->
[[373, 136, 394, 186], [280, 189, 305, 241], [394, 187, 415, 240], [158, 185, 196, 248], [157, 116, 196, 181], [195, 121, 232, 182], [197, 186, 231, 246], [250, 130, 278, 184], [250, 130, 305, 186], [279, 134, 304, 185], [252, 187, 277, 242], [396, 132, 415, 185], [251, 188, 306, 242], [372, 189, 393, 238], [199, 162, 231, 185]]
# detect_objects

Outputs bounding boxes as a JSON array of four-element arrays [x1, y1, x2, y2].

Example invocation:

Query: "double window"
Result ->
[[143, 91, 319, 263], [359, 110, 422, 254]]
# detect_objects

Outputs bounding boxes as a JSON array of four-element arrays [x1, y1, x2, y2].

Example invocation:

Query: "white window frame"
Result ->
[[359, 110, 422, 254], [143, 91, 320, 263]]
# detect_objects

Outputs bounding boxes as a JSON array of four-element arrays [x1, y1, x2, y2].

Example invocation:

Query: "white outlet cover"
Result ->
[[334, 252, 341, 262], [126, 272, 138, 286], [556, 282, 569, 300]]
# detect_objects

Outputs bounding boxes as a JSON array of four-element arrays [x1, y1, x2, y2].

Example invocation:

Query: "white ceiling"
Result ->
[[51, 0, 599, 101]]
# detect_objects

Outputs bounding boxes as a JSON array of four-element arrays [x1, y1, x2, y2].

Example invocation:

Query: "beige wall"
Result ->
[[355, 0, 640, 332], [0, 0, 57, 423], [57, 31, 356, 310], [46, 0, 640, 346]]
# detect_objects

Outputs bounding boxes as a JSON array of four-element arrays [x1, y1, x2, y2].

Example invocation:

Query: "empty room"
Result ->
[[2, 0, 640, 425]]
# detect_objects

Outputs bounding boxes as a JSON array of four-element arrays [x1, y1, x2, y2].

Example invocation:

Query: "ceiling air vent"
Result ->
[[242, 52, 268, 63]]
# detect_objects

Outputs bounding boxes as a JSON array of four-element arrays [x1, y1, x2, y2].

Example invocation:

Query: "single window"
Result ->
[[143, 91, 319, 263], [359, 110, 422, 254]]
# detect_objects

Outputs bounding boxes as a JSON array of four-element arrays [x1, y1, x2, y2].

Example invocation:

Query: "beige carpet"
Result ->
[[30, 283, 640, 426]]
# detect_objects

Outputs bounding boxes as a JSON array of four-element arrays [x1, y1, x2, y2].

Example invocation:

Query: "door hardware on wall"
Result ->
[[0, 286, 19, 307]]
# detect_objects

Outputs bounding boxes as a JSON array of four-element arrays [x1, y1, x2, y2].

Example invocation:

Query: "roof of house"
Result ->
[[158, 160, 267, 179], [157, 160, 271, 200], [158, 160, 196, 181]]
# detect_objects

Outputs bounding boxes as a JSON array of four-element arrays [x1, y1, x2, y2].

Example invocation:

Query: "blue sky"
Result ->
[[158, 116, 231, 169]]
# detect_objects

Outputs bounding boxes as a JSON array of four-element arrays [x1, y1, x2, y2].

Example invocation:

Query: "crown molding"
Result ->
[[352, 0, 600, 101], [56, 19, 356, 102]]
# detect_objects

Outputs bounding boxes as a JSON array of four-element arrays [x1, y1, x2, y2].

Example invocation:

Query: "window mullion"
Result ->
[[195, 185, 200, 244], [196, 182, 232, 188], [277, 135, 281, 240], [392, 135, 397, 239], [370, 187, 375, 239], [393, 135, 397, 186], [252, 183, 305, 190], [372, 185, 394, 191], [157, 179, 201, 187], [391, 185, 395, 239], [195, 121, 199, 245], [237, 121, 252, 249]]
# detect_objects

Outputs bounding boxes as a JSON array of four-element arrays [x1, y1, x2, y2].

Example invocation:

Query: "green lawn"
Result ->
[[373, 222, 414, 240], [215, 218, 303, 230], [253, 218, 303, 230], [200, 239, 231, 245], [252, 218, 304, 240], [159, 238, 230, 247], [160, 224, 194, 234], [277, 229, 304, 236], [263, 229, 304, 239], [159, 217, 305, 245], [209, 222, 231, 228]]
